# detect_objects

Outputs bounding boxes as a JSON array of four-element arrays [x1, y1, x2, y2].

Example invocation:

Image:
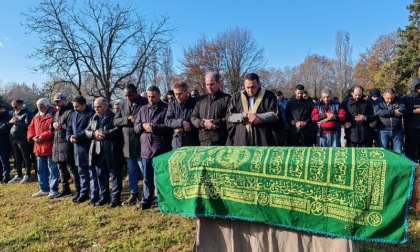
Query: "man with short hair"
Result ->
[[342, 86, 376, 147], [134, 86, 171, 210], [51, 92, 77, 199], [113, 84, 148, 206], [28, 98, 59, 198], [86, 97, 123, 207], [112, 100, 120, 113], [0, 104, 12, 183], [374, 88, 407, 154], [8, 99, 33, 184], [311, 89, 346, 147], [191, 72, 231, 146], [226, 73, 283, 146], [285, 84, 314, 146], [67, 96, 98, 204], [404, 78, 420, 162], [165, 81, 199, 149]]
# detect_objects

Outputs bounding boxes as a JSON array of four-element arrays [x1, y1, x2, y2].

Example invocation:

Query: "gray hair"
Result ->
[[383, 88, 395, 95], [36, 98, 50, 106], [320, 89, 332, 96]]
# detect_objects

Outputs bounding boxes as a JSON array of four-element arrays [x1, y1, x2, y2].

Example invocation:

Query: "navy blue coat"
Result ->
[[0, 110, 11, 146], [66, 106, 95, 167]]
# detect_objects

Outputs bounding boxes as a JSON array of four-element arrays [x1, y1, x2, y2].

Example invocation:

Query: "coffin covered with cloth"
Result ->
[[153, 146, 415, 244]]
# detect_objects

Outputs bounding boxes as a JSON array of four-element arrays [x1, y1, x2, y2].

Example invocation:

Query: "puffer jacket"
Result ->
[[51, 102, 74, 163], [374, 96, 407, 131], [27, 106, 56, 156], [8, 107, 33, 141]]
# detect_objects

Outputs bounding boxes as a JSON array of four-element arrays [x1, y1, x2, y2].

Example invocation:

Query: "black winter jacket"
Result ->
[[51, 102, 74, 163], [343, 98, 375, 143], [403, 78, 420, 129], [190, 90, 231, 146], [8, 107, 33, 141], [374, 96, 407, 131]]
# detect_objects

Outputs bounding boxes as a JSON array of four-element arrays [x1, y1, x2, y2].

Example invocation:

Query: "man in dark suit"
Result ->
[[86, 97, 123, 207], [113, 84, 148, 206], [67, 96, 98, 204]]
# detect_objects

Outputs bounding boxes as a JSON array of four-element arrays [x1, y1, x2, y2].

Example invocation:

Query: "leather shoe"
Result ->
[[109, 199, 121, 208], [73, 196, 89, 203], [94, 198, 110, 207], [89, 198, 100, 205]]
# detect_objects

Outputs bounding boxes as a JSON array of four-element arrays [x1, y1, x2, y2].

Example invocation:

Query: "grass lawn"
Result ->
[[0, 174, 419, 251]]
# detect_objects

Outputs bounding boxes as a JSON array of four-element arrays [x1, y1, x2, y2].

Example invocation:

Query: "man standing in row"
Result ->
[[285, 84, 314, 146], [0, 104, 11, 183], [8, 99, 33, 184], [226, 73, 283, 146], [191, 72, 231, 146], [165, 81, 199, 149], [86, 97, 123, 207], [114, 84, 148, 206], [51, 93, 78, 199], [374, 88, 407, 154], [67, 96, 98, 204], [28, 98, 59, 198], [312, 89, 346, 147], [134, 86, 171, 210], [342, 86, 375, 147], [403, 78, 420, 162]]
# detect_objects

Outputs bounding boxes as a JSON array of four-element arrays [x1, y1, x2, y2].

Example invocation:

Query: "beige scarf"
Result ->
[[240, 88, 266, 133]]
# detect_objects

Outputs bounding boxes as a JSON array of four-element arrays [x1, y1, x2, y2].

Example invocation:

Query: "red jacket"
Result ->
[[27, 106, 57, 156]]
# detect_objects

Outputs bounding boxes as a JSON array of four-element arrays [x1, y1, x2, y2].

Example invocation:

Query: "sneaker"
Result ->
[[8, 175, 22, 184], [11, 168, 17, 173], [54, 191, 73, 199], [32, 190, 50, 197], [48, 191, 59, 199], [20, 175, 31, 184]]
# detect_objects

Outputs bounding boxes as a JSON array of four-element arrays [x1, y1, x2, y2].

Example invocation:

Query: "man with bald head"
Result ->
[[342, 85, 376, 147], [86, 97, 123, 207]]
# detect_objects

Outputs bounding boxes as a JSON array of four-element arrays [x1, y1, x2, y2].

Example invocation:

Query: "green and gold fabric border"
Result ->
[[153, 146, 415, 244]]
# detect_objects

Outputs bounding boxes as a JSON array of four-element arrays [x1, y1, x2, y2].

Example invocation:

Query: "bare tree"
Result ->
[[24, 0, 173, 101], [0, 82, 41, 111], [181, 28, 265, 94], [332, 30, 353, 100], [218, 27, 266, 94]]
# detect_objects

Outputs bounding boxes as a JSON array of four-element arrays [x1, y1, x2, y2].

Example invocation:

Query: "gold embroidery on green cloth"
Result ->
[[154, 146, 414, 244]]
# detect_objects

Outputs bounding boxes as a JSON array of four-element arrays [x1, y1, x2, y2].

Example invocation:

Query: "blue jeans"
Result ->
[[140, 158, 155, 207], [378, 131, 403, 154], [37, 155, 58, 192], [125, 157, 142, 193], [318, 133, 340, 147], [0, 145, 10, 181]]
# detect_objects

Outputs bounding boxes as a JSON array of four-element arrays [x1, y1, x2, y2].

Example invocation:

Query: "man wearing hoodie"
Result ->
[[403, 78, 420, 162]]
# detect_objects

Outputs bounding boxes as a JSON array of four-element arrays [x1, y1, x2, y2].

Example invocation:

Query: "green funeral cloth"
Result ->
[[153, 146, 415, 244]]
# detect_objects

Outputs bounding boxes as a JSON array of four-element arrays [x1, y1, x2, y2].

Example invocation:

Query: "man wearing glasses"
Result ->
[[7, 100, 33, 184]]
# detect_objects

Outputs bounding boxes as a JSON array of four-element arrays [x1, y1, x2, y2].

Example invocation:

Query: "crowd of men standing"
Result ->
[[0, 71, 419, 210]]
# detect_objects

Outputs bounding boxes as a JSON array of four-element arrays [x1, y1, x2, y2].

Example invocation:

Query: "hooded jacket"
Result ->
[[403, 78, 420, 129], [8, 107, 33, 141]]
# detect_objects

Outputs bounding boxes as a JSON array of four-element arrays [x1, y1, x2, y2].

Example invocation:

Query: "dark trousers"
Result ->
[[140, 158, 155, 207], [78, 165, 99, 200], [287, 130, 313, 147], [405, 128, 420, 162], [93, 154, 122, 201], [57, 161, 79, 193], [11, 139, 32, 177], [0, 144, 11, 180], [347, 139, 372, 148]]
